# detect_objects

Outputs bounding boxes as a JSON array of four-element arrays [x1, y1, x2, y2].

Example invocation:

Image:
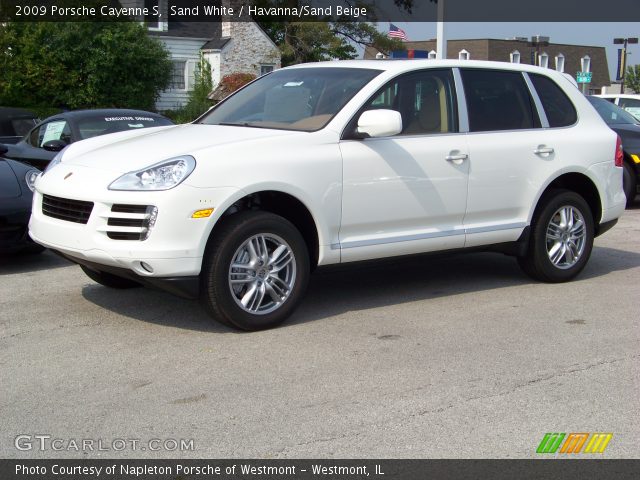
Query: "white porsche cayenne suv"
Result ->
[[30, 60, 626, 330]]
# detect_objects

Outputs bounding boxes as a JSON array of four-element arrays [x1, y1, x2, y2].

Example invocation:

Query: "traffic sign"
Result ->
[[577, 71, 593, 83]]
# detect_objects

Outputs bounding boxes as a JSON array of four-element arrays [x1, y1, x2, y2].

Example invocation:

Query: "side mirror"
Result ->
[[0, 144, 7, 156], [356, 109, 403, 138], [42, 140, 67, 152]]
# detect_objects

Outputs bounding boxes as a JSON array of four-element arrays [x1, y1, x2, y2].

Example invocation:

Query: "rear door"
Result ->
[[461, 68, 549, 247]]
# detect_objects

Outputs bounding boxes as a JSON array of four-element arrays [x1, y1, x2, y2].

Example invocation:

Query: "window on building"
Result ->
[[459, 49, 470, 60], [510, 50, 521, 64], [555, 53, 565, 72], [260, 65, 275, 76], [529, 73, 577, 127], [461, 69, 540, 132], [169, 60, 186, 90], [539, 52, 549, 68], [428, 50, 437, 59]]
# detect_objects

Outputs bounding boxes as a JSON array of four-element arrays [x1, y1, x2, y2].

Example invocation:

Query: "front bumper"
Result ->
[[29, 170, 240, 277], [54, 250, 200, 299], [0, 195, 36, 253]]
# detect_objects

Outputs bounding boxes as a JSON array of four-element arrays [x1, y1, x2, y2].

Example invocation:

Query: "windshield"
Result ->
[[77, 114, 173, 140], [198, 67, 382, 132], [587, 96, 639, 125]]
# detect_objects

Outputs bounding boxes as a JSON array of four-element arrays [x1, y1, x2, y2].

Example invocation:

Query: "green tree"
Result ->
[[625, 65, 640, 94], [167, 55, 217, 124], [0, 22, 172, 111], [258, 21, 404, 66]]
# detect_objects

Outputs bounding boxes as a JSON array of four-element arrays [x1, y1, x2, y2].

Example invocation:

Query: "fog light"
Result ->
[[141, 206, 158, 241], [140, 261, 154, 273]]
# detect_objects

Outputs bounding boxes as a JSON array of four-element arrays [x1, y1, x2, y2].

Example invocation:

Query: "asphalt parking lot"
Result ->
[[1, 207, 639, 459]]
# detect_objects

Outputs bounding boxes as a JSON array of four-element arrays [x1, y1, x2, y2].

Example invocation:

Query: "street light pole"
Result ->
[[436, 0, 446, 59]]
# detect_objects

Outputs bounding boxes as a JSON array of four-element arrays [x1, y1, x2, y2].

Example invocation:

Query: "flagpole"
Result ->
[[436, 0, 446, 59]]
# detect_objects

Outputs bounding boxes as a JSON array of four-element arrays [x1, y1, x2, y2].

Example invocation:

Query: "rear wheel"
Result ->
[[518, 189, 594, 283], [80, 265, 142, 289], [200, 211, 310, 330], [623, 161, 637, 206]]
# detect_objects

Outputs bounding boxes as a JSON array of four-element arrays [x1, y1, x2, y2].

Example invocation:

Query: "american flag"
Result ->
[[387, 23, 408, 41]]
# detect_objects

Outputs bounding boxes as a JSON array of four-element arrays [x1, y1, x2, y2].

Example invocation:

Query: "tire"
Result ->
[[23, 243, 45, 254], [518, 189, 594, 283], [623, 161, 637, 207], [200, 211, 310, 331], [80, 265, 142, 289]]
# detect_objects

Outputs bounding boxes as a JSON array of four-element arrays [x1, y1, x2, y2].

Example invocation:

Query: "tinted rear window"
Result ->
[[461, 69, 539, 132], [77, 115, 172, 140], [530, 74, 577, 127]]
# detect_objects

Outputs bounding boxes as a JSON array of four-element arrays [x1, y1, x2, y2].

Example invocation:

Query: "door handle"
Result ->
[[534, 146, 554, 155], [445, 153, 468, 163]]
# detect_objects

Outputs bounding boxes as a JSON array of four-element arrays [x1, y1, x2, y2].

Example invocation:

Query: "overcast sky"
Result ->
[[375, 22, 640, 80]]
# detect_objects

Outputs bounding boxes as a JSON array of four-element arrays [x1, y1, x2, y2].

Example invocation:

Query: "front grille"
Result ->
[[42, 195, 93, 224], [106, 204, 156, 241], [111, 204, 148, 214]]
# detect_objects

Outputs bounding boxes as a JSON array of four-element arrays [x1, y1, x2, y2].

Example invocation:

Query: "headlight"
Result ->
[[25, 169, 40, 192], [43, 148, 66, 176], [108, 156, 196, 191]]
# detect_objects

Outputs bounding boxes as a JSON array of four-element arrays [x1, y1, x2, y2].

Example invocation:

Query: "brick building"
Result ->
[[365, 38, 609, 94]]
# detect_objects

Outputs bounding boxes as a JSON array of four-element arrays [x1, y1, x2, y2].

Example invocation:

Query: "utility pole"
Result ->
[[614, 37, 638, 93], [436, 0, 446, 59]]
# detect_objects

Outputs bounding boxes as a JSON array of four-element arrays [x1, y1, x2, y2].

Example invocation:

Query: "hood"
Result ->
[[61, 124, 303, 173], [0, 160, 21, 198]]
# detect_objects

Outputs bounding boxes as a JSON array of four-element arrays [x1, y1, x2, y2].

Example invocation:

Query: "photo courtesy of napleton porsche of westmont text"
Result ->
[[1, 0, 640, 479]]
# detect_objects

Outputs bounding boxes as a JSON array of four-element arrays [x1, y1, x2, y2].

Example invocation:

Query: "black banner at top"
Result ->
[[2, 0, 640, 22]]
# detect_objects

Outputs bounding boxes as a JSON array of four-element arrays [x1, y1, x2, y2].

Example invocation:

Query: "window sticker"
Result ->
[[41, 121, 66, 146]]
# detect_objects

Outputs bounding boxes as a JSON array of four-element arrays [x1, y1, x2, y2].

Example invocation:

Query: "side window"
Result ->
[[27, 120, 72, 148], [362, 69, 458, 135], [461, 69, 540, 132], [529, 73, 577, 127]]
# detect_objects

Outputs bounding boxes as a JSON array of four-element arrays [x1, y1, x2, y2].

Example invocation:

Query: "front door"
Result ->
[[339, 69, 469, 262]]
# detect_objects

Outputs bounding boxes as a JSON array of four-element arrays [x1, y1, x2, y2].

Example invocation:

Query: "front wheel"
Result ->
[[518, 189, 594, 283], [200, 211, 310, 330]]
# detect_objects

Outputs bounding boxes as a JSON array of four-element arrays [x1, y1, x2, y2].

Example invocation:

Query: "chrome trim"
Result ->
[[452, 68, 470, 133], [339, 222, 527, 249], [523, 72, 549, 128]]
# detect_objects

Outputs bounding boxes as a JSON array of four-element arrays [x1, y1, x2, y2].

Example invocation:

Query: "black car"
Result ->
[[0, 156, 42, 253], [587, 96, 640, 206], [0, 109, 174, 170], [0, 107, 40, 144]]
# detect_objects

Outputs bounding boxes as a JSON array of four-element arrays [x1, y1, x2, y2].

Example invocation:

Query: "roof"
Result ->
[[284, 59, 576, 76], [203, 37, 231, 49], [148, 21, 221, 40]]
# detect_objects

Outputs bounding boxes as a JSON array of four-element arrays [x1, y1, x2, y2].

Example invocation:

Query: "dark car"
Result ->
[[0, 107, 40, 144], [587, 96, 640, 206], [0, 156, 41, 253], [1, 109, 174, 170]]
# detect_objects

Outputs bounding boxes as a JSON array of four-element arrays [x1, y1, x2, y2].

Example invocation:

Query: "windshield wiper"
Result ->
[[217, 122, 269, 129]]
